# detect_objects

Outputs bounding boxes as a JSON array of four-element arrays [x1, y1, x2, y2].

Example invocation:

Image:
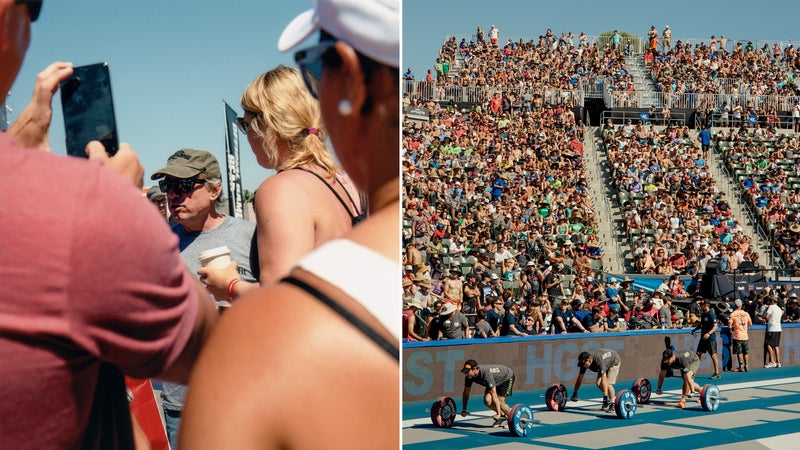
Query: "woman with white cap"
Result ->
[[180, 0, 400, 448]]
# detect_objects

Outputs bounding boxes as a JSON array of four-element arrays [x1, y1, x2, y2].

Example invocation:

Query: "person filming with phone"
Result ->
[[0, 2, 219, 448]]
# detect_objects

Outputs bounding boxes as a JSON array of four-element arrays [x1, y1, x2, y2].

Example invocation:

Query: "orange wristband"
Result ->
[[227, 278, 240, 301]]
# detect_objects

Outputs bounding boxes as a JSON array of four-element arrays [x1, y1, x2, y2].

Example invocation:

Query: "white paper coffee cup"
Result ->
[[198, 246, 231, 269]]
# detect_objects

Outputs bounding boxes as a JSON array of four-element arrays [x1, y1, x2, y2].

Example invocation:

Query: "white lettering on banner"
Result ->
[[404, 349, 466, 396], [404, 351, 433, 396], [438, 349, 467, 393], [525, 344, 554, 384]]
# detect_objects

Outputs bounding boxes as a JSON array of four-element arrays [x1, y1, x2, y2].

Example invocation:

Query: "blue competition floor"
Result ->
[[403, 366, 800, 449]]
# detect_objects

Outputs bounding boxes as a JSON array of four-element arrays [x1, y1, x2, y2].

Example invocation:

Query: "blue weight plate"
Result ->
[[614, 390, 637, 419], [509, 404, 534, 437]]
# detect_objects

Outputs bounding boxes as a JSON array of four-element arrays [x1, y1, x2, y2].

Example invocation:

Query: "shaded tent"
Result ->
[[699, 273, 739, 300]]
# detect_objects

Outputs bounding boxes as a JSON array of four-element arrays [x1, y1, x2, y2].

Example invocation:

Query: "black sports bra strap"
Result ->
[[294, 168, 360, 221], [281, 275, 399, 361]]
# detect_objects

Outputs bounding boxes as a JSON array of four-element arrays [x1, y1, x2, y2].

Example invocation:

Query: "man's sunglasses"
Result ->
[[159, 177, 205, 195], [15, 0, 42, 22]]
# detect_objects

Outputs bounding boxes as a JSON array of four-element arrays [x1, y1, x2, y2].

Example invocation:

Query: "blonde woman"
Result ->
[[200, 66, 364, 296]]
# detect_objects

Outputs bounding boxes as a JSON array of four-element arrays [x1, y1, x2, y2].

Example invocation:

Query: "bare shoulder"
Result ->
[[180, 283, 399, 449]]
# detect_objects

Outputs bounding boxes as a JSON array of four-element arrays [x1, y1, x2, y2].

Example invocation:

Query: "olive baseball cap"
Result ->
[[151, 149, 221, 180]]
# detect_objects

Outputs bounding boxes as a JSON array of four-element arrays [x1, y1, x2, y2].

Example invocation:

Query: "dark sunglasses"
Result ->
[[294, 39, 337, 99], [159, 177, 205, 196], [15, 0, 42, 22], [235, 111, 260, 134]]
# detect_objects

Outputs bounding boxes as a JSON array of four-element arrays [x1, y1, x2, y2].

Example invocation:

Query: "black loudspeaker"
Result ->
[[706, 259, 720, 275]]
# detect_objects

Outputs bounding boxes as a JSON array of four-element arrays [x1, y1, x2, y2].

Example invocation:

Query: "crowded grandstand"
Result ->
[[402, 26, 800, 341]]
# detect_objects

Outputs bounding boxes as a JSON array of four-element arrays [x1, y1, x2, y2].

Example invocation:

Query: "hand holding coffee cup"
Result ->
[[197, 246, 239, 301]]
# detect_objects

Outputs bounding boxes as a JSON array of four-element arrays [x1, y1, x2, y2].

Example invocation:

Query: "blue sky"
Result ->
[[11, 0, 800, 193], [403, 0, 800, 81], [10, 0, 310, 193]]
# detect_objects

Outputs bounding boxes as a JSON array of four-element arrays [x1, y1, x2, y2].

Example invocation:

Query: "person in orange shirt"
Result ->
[[729, 299, 753, 372]]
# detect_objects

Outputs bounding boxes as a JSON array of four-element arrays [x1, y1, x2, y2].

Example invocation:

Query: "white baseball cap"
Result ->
[[278, 0, 399, 68]]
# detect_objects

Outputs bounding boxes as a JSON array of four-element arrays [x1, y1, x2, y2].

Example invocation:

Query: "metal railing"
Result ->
[[402, 80, 583, 107]]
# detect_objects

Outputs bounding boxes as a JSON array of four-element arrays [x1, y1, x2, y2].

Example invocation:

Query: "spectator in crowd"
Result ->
[[150, 149, 258, 448], [658, 295, 673, 328], [430, 301, 470, 339], [147, 184, 170, 221], [180, 0, 400, 448], [403, 298, 429, 342], [500, 300, 526, 336], [473, 309, 494, 338], [582, 306, 605, 332], [0, 4, 219, 447], [199, 66, 364, 299]]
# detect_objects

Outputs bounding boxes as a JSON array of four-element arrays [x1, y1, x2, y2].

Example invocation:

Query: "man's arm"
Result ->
[[656, 369, 667, 394], [156, 276, 219, 384], [572, 369, 585, 400], [461, 385, 472, 415]]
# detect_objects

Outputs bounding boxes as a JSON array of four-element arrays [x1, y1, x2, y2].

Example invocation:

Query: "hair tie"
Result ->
[[308, 127, 318, 136]]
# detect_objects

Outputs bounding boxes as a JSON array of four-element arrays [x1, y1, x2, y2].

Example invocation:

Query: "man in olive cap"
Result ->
[[151, 148, 257, 447]]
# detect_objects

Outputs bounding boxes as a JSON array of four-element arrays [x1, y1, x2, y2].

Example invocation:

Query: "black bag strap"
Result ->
[[281, 275, 398, 361]]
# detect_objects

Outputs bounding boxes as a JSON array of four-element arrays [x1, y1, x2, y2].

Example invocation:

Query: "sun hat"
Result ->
[[278, 0, 399, 68]]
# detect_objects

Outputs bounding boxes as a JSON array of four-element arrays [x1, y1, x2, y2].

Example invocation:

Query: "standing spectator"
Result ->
[[611, 30, 621, 51], [402, 299, 428, 342], [181, 0, 401, 447], [151, 149, 258, 448], [792, 103, 800, 134], [764, 297, 783, 368], [0, 5, 220, 447], [489, 24, 500, 46], [729, 299, 752, 372], [691, 300, 721, 379], [442, 270, 464, 304], [662, 25, 672, 50], [434, 57, 444, 80], [463, 274, 482, 325], [658, 295, 673, 328], [697, 124, 712, 156], [485, 295, 504, 335], [431, 302, 469, 340], [200, 66, 364, 296]]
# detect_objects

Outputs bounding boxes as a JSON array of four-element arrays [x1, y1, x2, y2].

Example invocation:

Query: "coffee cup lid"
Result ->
[[198, 246, 231, 260]]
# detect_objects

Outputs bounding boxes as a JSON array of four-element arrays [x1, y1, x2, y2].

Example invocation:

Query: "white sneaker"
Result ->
[[765, 362, 776, 368], [777, 363, 782, 368]]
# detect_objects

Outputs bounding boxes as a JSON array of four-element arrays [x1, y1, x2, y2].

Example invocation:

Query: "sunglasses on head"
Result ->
[[15, 0, 41, 22], [294, 35, 338, 99], [159, 177, 205, 195]]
